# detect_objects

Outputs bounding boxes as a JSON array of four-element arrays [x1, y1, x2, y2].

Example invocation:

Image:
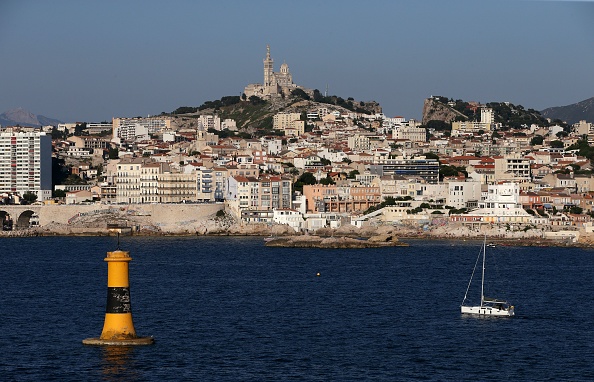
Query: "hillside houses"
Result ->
[[37, 99, 594, 231]]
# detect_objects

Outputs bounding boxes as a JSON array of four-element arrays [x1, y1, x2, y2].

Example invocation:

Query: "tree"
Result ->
[[320, 175, 335, 185], [425, 120, 451, 131], [550, 140, 564, 148], [320, 157, 331, 166], [22, 191, 38, 204], [249, 95, 265, 105], [530, 135, 544, 146], [53, 189, 66, 198], [424, 152, 439, 160], [439, 164, 467, 180], [293, 172, 317, 193], [108, 146, 119, 159], [347, 170, 359, 179], [291, 88, 310, 100], [73, 123, 87, 136]]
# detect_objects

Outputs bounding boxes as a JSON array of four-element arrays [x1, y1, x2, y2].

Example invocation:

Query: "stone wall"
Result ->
[[36, 203, 225, 235]]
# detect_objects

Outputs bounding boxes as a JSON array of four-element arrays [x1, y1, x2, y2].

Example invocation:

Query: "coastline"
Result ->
[[2, 224, 592, 248]]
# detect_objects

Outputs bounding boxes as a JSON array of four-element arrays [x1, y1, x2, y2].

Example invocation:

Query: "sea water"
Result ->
[[0, 236, 592, 381]]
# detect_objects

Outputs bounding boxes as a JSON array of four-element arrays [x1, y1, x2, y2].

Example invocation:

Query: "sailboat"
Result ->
[[461, 236, 514, 317]]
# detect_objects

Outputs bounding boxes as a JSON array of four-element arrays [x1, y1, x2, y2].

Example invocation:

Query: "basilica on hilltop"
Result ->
[[244, 45, 305, 99]]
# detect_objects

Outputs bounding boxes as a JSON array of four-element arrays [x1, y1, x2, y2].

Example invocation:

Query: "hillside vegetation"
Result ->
[[166, 89, 381, 136]]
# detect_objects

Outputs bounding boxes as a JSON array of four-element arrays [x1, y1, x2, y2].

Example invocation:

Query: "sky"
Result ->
[[0, 0, 593, 123]]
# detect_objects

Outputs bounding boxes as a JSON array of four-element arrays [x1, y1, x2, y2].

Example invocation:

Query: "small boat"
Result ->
[[263, 236, 276, 242], [461, 236, 514, 317]]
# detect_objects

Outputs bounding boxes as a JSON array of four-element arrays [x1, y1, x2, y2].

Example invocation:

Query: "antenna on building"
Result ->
[[325, 84, 328, 97]]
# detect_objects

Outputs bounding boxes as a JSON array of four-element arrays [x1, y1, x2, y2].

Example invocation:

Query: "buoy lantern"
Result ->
[[83, 250, 154, 346]]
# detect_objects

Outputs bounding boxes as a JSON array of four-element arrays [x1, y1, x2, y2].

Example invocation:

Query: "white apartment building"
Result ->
[[198, 115, 221, 131], [446, 180, 481, 209], [116, 158, 146, 203], [117, 158, 200, 203], [112, 117, 171, 142], [0, 129, 52, 201]]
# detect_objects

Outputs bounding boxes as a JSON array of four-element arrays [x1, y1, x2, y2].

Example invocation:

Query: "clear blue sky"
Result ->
[[0, 0, 592, 123]]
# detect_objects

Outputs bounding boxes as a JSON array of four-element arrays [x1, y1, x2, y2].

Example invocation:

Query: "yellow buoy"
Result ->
[[316, 272, 321, 277], [83, 249, 153, 346]]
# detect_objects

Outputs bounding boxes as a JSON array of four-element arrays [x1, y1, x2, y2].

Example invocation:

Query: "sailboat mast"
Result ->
[[480, 237, 486, 307]]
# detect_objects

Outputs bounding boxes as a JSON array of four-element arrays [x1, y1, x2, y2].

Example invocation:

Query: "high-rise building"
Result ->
[[0, 129, 52, 200]]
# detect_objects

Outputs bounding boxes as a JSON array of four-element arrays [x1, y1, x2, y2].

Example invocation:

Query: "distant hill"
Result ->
[[0, 108, 63, 128], [540, 97, 594, 125]]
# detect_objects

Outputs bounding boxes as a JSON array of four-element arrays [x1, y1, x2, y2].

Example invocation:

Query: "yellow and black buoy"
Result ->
[[83, 249, 153, 346]]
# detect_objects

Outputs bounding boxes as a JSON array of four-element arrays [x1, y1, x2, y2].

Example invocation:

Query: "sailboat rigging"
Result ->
[[461, 236, 514, 317]]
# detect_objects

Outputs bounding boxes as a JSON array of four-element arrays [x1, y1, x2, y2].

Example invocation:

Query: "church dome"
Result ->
[[280, 62, 289, 73]]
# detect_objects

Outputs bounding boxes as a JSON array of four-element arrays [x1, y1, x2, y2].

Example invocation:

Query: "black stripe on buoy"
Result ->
[[106, 287, 131, 313]]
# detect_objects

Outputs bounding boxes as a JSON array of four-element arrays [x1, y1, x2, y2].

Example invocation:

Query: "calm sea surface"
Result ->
[[0, 236, 593, 381]]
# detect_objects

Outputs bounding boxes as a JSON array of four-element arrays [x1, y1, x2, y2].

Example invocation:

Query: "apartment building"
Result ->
[[227, 175, 292, 210], [116, 158, 200, 203], [116, 158, 147, 203], [392, 126, 427, 142], [112, 117, 171, 142], [369, 158, 440, 184], [494, 155, 531, 183], [451, 108, 495, 136], [0, 129, 52, 200], [273, 112, 305, 136], [302, 184, 381, 213]]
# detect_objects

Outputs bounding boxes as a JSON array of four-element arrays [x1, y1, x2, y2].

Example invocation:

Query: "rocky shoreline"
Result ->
[[3, 222, 594, 249], [265, 233, 408, 249]]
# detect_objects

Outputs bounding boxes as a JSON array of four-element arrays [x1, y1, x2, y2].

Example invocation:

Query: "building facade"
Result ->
[[0, 129, 52, 200], [244, 45, 299, 99]]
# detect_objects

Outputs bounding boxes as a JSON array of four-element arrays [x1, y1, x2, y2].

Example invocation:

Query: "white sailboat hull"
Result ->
[[461, 305, 514, 317]]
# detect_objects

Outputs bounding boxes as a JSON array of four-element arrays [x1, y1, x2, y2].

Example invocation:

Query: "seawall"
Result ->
[[37, 203, 225, 235]]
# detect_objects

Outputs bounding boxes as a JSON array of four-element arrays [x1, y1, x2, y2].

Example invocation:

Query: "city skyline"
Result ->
[[0, 0, 593, 123]]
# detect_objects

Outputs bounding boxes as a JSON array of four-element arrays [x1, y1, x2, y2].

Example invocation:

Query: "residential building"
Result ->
[[0, 129, 52, 201], [369, 158, 440, 184]]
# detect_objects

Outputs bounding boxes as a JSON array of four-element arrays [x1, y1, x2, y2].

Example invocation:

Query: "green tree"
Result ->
[[347, 170, 359, 179], [293, 172, 317, 193], [530, 135, 544, 146], [424, 152, 439, 160], [439, 164, 467, 180], [291, 88, 310, 100], [425, 120, 451, 131], [320, 157, 331, 166], [320, 175, 335, 185], [108, 146, 119, 159], [550, 140, 564, 148], [22, 191, 38, 204]]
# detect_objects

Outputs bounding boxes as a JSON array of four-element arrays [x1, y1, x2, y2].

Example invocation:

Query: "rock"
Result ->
[[265, 235, 408, 248]]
